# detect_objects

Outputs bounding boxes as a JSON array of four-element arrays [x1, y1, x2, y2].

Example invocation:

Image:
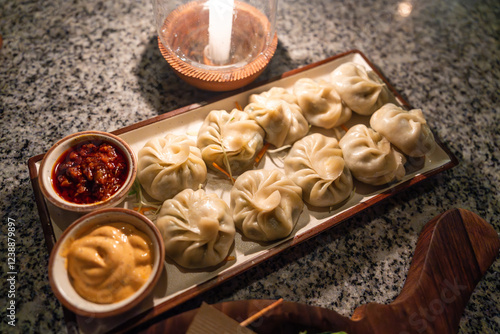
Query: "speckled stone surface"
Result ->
[[0, 0, 499, 333]]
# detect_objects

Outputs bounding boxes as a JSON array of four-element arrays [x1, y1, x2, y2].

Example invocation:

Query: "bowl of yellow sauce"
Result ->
[[48, 208, 165, 318]]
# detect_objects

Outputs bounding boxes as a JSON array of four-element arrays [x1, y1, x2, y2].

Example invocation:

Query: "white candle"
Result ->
[[207, 0, 234, 64]]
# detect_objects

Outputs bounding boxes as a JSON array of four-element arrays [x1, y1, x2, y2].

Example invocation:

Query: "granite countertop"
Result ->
[[1, 0, 499, 332]]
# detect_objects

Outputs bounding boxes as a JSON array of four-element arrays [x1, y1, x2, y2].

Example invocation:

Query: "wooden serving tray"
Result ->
[[28, 50, 459, 333]]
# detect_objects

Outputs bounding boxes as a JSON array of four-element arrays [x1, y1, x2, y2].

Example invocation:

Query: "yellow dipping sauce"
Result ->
[[62, 222, 154, 304]]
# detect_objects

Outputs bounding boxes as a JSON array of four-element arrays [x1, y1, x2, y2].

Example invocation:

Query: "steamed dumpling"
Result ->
[[156, 188, 235, 269], [248, 87, 298, 105], [138, 134, 207, 201], [197, 109, 265, 175], [230, 169, 303, 242], [292, 78, 352, 129], [370, 103, 435, 157], [339, 124, 406, 185], [284, 133, 353, 207], [245, 88, 309, 147], [330, 62, 389, 116]]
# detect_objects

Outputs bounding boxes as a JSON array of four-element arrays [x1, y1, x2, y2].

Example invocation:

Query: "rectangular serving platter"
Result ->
[[28, 50, 458, 333]]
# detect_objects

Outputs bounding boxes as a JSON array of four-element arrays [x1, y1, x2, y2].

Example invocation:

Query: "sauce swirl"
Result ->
[[62, 222, 153, 304]]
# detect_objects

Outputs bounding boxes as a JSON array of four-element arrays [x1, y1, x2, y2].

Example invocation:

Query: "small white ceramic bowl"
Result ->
[[38, 131, 137, 212], [48, 208, 165, 318]]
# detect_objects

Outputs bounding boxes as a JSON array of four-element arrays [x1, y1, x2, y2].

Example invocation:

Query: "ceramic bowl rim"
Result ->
[[48, 207, 165, 318], [38, 131, 137, 212]]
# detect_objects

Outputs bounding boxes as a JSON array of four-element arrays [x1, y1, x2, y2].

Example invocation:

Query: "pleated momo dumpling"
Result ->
[[370, 103, 435, 157], [292, 78, 352, 129], [156, 188, 235, 269], [330, 62, 389, 116], [284, 133, 353, 207], [230, 169, 303, 242], [245, 87, 309, 147], [248, 87, 298, 105], [197, 109, 265, 175], [339, 124, 406, 185], [138, 134, 207, 201]]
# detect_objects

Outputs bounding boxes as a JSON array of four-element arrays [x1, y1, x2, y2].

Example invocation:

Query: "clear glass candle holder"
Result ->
[[153, 0, 278, 91]]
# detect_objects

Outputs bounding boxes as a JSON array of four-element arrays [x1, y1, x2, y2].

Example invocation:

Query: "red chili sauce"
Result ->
[[52, 140, 129, 204]]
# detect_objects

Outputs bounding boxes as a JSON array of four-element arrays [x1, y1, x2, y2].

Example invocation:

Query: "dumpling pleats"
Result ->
[[370, 103, 435, 157], [138, 134, 207, 201], [293, 78, 352, 129], [156, 189, 235, 269], [330, 62, 389, 116], [197, 109, 265, 175], [284, 133, 354, 207], [339, 124, 406, 185], [230, 169, 303, 242]]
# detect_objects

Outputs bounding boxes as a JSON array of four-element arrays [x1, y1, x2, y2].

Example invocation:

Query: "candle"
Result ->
[[155, 0, 278, 91], [207, 0, 234, 64]]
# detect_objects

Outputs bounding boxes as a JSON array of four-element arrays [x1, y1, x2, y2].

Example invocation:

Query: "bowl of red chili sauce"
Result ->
[[39, 131, 137, 212]]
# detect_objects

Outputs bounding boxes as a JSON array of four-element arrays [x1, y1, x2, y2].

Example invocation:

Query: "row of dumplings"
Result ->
[[135, 62, 436, 270]]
